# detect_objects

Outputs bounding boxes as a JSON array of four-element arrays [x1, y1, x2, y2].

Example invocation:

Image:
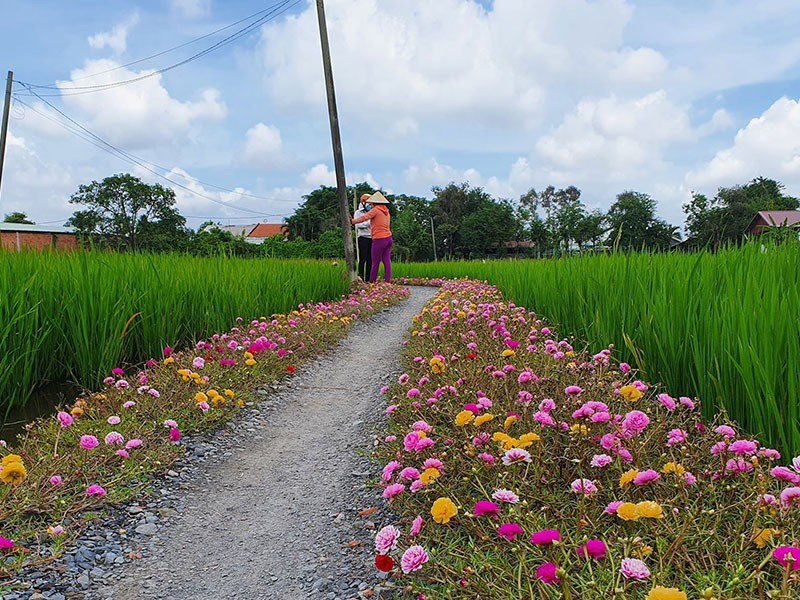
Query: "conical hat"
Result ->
[[367, 191, 390, 204]]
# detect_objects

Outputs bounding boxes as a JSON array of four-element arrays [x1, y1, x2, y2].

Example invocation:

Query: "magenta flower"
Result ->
[[657, 393, 677, 411], [535, 562, 560, 584], [502, 448, 531, 465], [86, 484, 106, 497], [771, 467, 800, 484], [163, 419, 178, 429], [473, 500, 501, 517], [633, 470, 661, 485], [780, 486, 800, 507], [104, 431, 124, 446], [491, 489, 520, 504], [116, 449, 130, 458], [591, 454, 613, 468], [107, 415, 121, 425], [497, 522, 524, 541], [773, 546, 800, 570], [577, 539, 607, 560], [382, 483, 406, 499], [192, 357, 205, 369], [621, 410, 650, 437], [49, 475, 63, 486], [382, 461, 401, 482], [169, 428, 181, 442], [123, 401, 136, 409], [400, 545, 429, 574], [410, 515, 424, 536], [0, 537, 14, 550], [423, 458, 443, 470], [715, 424, 736, 438], [478, 452, 495, 464], [667, 428, 688, 446], [605, 500, 623, 515], [125, 438, 143, 449], [374, 525, 401, 554], [679, 396, 696, 410], [399, 467, 420, 481], [620, 558, 650, 580], [79, 435, 99, 450], [530, 529, 560, 545], [564, 385, 583, 396], [570, 478, 599, 495], [57, 411, 73, 428], [729, 439, 759, 455]]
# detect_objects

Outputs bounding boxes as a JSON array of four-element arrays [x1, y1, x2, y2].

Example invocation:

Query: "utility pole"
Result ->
[[430, 216, 437, 261], [315, 0, 356, 281], [0, 71, 13, 200]]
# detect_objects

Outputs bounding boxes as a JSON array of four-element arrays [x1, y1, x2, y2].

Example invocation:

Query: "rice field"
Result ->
[[0, 250, 349, 415], [394, 242, 800, 454]]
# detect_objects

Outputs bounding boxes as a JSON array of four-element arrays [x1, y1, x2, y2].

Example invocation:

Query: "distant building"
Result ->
[[217, 223, 287, 244], [0, 223, 78, 251], [747, 210, 800, 235]]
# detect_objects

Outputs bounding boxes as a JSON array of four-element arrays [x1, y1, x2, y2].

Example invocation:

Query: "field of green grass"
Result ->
[[395, 242, 800, 454]]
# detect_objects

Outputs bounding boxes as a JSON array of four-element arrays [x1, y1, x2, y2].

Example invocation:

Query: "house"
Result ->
[[217, 223, 287, 244], [0, 223, 78, 251], [747, 210, 800, 235]]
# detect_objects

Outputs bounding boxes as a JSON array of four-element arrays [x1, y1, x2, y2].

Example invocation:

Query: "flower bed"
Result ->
[[0, 283, 408, 577], [373, 280, 800, 599]]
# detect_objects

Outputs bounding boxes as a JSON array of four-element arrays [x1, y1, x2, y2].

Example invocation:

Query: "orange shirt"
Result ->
[[353, 205, 391, 239]]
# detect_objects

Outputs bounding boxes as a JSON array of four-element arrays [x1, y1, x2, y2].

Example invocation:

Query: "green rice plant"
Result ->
[[0, 250, 349, 415], [394, 241, 800, 454]]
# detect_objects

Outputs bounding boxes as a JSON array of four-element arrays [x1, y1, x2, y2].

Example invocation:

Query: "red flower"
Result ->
[[466, 353, 477, 360], [286, 365, 295, 374], [375, 554, 394, 572]]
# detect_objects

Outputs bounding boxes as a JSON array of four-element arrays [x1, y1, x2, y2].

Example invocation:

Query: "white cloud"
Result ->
[[609, 47, 669, 85], [170, 0, 211, 19], [302, 163, 380, 190], [88, 13, 140, 55], [56, 60, 227, 149], [686, 96, 800, 192], [242, 123, 283, 168]]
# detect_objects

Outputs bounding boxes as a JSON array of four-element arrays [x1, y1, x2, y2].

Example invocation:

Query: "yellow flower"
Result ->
[[224, 389, 235, 398], [752, 528, 779, 548], [501, 349, 516, 358], [244, 351, 254, 360], [177, 368, 191, 376], [636, 501, 664, 519], [455, 411, 475, 427], [518, 432, 541, 446], [237, 399, 245, 408], [619, 384, 643, 403], [1, 454, 23, 467], [474, 413, 495, 427], [429, 357, 446, 374], [420, 467, 440, 485], [569, 423, 589, 436], [245, 358, 256, 366], [0, 460, 27, 485], [640, 544, 654, 557], [456, 311, 466, 319], [431, 497, 458, 524], [70, 406, 84, 417], [619, 469, 640, 488], [617, 502, 639, 521], [194, 392, 209, 403], [503, 415, 517, 430], [646, 586, 687, 600], [661, 462, 686, 476], [163, 357, 175, 365]]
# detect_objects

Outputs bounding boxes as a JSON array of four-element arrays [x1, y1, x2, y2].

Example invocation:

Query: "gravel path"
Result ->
[[76, 286, 434, 600]]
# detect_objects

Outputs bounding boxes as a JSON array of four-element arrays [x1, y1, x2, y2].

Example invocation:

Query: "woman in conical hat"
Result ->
[[351, 191, 393, 282]]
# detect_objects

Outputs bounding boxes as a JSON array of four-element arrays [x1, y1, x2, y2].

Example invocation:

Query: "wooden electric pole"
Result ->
[[315, 0, 356, 281], [0, 71, 13, 200]]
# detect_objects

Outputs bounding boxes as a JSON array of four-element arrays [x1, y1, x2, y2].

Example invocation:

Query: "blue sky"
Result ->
[[1, 0, 799, 231]]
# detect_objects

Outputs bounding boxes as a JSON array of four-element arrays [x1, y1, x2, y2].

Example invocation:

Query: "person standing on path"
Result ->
[[351, 191, 393, 283], [353, 193, 373, 281]]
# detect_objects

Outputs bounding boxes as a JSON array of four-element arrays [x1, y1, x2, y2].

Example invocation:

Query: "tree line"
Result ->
[[5, 173, 797, 259]]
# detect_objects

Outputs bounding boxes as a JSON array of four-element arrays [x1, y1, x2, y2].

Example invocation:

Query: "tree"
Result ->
[[3, 211, 34, 224], [392, 194, 433, 261], [606, 191, 676, 251], [430, 183, 494, 258], [683, 177, 799, 248], [283, 186, 340, 241], [460, 199, 518, 258], [66, 174, 188, 251], [191, 222, 260, 257]]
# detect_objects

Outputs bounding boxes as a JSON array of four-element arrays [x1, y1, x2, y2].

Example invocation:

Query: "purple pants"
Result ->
[[369, 236, 393, 282]]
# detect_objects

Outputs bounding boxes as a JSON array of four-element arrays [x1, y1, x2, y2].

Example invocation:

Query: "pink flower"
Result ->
[[473, 500, 501, 517], [657, 393, 677, 411], [564, 385, 583, 396], [497, 523, 524, 541], [382, 461, 401, 481], [125, 439, 143, 449], [57, 411, 73, 428], [502, 448, 531, 465], [374, 525, 401, 554], [163, 346, 174, 357], [0, 537, 13, 550], [619, 362, 631, 373], [621, 410, 650, 437], [383, 483, 405, 499], [530, 529, 560, 545], [667, 428, 688, 446], [535, 562, 560, 584], [103, 376, 114, 385], [169, 428, 181, 442], [163, 419, 178, 429], [679, 396, 695, 410], [605, 500, 623, 515], [683, 472, 697, 485], [715, 425, 736, 438], [80, 435, 99, 450], [539, 398, 556, 412], [577, 539, 607, 560], [591, 454, 613, 468], [49, 475, 63, 486], [399, 467, 420, 480], [86, 484, 106, 497], [412, 420, 433, 433], [478, 452, 495, 464], [771, 467, 800, 484], [49, 525, 64, 536], [400, 545, 429, 574], [147, 389, 160, 398], [773, 546, 800, 570], [410, 515, 423, 536], [793, 455, 800, 473], [423, 458, 443, 470], [726, 457, 753, 474], [534, 411, 556, 426], [116, 449, 130, 458], [780, 486, 800, 507], [729, 439, 759, 455], [104, 431, 124, 446], [620, 558, 650, 580], [198, 401, 210, 412], [115, 380, 129, 389], [633, 470, 661, 485], [192, 357, 205, 369], [491, 489, 520, 504], [570, 478, 598, 495], [123, 401, 135, 409], [107, 415, 121, 425]]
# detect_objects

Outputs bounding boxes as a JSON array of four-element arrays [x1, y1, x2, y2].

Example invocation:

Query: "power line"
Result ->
[[14, 0, 300, 98], [13, 91, 287, 218]]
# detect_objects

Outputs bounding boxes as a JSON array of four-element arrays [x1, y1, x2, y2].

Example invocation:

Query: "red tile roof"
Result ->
[[749, 210, 800, 233], [248, 223, 286, 238]]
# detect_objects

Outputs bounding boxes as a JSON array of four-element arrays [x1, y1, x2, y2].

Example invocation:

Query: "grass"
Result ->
[[0, 250, 349, 416], [394, 241, 800, 455]]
